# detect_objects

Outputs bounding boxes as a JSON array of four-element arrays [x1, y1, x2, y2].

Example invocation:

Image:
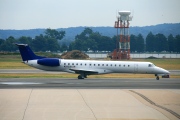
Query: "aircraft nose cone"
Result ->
[[161, 68, 170, 74], [165, 69, 170, 74], [155, 67, 170, 74]]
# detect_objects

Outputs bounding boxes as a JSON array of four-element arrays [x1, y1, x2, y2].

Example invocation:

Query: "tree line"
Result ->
[[0, 28, 65, 52], [0, 28, 180, 53]]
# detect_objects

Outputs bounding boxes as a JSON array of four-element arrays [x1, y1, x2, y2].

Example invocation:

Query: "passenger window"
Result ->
[[102, 64, 104, 66], [124, 65, 125, 67], [76, 63, 78, 65], [85, 64, 86, 66], [89, 64, 91, 66], [68, 63, 70, 65], [110, 64, 112, 66], [148, 64, 152, 67], [72, 63, 74, 65], [115, 64, 116, 66], [64, 63, 66, 65], [94, 64, 96, 66], [106, 64, 108, 66], [98, 64, 100, 66], [80, 63, 82, 65], [119, 65, 121, 67]]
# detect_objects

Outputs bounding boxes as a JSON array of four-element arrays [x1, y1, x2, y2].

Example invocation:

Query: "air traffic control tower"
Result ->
[[112, 11, 133, 60]]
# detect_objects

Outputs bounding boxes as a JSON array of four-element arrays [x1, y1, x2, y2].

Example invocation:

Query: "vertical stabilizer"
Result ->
[[15, 43, 45, 61]]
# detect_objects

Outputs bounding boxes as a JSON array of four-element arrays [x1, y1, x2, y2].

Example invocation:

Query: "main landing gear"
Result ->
[[78, 75, 84, 79], [78, 74, 87, 79]]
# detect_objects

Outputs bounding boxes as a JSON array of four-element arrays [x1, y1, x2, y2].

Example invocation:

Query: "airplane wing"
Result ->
[[69, 68, 98, 74]]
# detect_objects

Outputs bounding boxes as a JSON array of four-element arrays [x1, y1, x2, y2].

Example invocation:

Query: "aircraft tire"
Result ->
[[78, 75, 84, 79], [156, 76, 159, 80]]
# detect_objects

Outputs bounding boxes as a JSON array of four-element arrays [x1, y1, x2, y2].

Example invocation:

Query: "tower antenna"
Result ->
[[112, 10, 133, 60]]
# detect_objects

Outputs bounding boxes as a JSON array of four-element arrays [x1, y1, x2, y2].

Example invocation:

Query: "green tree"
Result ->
[[18, 36, 32, 46], [130, 34, 137, 52], [0, 36, 17, 51], [167, 34, 174, 52], [112, 35, 119, 51], [45, 28, 65, 40], [32, 34, 47, 51], [72, 28, 116, 51], [0, 39, 4, 46], [60, 44, 68, 52], [155, 33, 168, 52], [146, 32, 155, 52], [68, 44, 73, 51], [136, 34, 144, 52], [174, 35, 180, 52], [75, 28, 93, 40], [99, 36, 113, 51], [46, 38, 60, 51], [71, 28, 98, 51]]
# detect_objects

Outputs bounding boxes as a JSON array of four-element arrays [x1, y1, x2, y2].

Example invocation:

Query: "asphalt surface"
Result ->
[[0, 78, 179, 89]]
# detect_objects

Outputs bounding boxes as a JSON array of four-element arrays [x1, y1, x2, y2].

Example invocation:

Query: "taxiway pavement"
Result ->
[[0, 78, 179, 89]]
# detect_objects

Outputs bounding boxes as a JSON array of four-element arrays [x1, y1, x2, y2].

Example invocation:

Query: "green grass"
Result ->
[[0, 54, 179, 70]]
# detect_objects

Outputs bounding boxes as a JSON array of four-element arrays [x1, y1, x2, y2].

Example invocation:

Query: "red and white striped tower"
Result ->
[[112, 11, 132, 60]]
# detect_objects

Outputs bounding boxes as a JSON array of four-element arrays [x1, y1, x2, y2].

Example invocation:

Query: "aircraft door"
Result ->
[[134, 64, 138, 73]]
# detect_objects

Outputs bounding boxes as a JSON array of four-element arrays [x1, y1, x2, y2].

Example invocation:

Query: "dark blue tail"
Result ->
[[15, 43, 45, 61]]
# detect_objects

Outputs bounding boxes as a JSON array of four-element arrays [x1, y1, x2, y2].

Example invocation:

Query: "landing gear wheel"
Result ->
[[78, 75, 84, 79], [156, 76, 159, 80]]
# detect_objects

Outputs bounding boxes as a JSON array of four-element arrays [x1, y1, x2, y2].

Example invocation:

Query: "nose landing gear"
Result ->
[[155, 74, 159, 80]]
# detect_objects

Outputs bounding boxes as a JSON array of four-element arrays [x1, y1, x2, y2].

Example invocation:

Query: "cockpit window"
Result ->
[[148, 64, 154, 67]]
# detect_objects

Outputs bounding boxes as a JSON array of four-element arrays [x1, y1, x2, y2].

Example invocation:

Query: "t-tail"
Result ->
[[15, 43, 45, 61], [15, 43, 60, 67]]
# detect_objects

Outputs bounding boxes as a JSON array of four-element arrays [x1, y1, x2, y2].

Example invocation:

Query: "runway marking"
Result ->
[[130, 90, 180, 119], [0, 82, 42, 85]]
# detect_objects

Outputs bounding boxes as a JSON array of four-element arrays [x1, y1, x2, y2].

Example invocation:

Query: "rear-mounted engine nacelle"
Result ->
[[37, 58, 60, 67]]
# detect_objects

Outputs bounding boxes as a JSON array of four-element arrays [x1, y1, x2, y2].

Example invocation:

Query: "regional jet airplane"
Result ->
[[15, 43, 170, 80]]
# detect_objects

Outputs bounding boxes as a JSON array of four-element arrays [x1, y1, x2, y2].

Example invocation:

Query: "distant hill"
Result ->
[[0, 23, 180, 44]]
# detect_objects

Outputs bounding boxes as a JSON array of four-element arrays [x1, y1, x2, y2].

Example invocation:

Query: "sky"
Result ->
[[0, 0, 180, 30]]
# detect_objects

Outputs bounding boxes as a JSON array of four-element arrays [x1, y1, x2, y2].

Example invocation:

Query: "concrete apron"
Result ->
[[0, 89, 179, 120]]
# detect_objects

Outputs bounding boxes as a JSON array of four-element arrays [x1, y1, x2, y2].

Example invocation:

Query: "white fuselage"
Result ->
[[25, 59, 169, 75]]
